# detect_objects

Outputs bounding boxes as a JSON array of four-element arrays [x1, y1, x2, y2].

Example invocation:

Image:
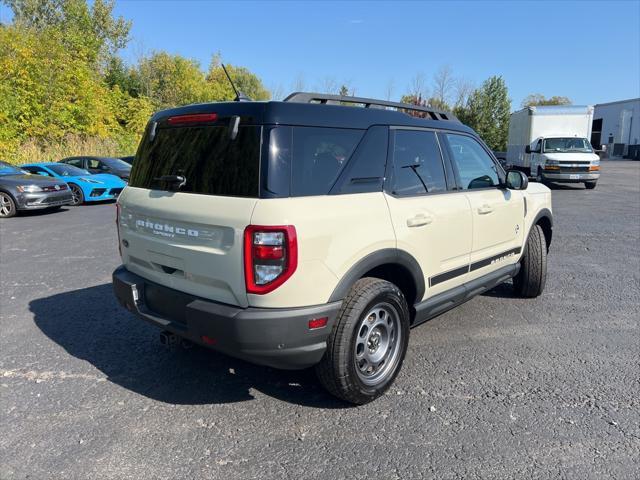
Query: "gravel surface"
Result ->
[[1, 160, 639, 479]]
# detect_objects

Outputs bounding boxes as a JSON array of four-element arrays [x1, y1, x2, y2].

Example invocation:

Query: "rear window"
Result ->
[[265, 126, 364, 197], [130, 125, 261, 197]]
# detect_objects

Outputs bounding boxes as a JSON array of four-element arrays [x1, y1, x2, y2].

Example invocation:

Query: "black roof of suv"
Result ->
[[130, 92, 482, 200], [147, 92, 475, 133]]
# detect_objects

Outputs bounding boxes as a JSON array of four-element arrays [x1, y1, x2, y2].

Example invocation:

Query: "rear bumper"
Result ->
[[542, 171, 599, 183], [112, 266, 342, 370], [16, 191, 73, 210]]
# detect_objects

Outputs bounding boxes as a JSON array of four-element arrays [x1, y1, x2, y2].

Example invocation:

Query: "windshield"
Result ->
[[0, 161, 26, 176], [543, 138, 593, 153], [49, 164, 90, 176], [102, 158, 132, 170]]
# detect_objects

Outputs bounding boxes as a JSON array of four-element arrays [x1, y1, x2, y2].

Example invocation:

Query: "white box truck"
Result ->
[[507, 105, 600, 189]]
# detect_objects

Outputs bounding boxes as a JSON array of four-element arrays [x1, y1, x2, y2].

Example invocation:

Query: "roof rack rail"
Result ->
[[283, 92, 458, 122]]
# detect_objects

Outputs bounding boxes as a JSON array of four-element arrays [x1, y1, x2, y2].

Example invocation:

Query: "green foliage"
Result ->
[[0, 0, 271, 165], [6, 0, 131, 64], [521, 93, 572, 107], [137, 52, 210, 109], [206, 56, 270, 101], [0, 25, 117, 160], [104, 56, 142, 97], [455, 76, 511, 151]]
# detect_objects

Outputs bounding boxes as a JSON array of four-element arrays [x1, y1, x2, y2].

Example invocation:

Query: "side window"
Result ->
[[66, 158, 84, 168], [88, 159, 102, 170], [390, 130, 447, 196], [445, 134, 500, 190], [289, 127, 363, 197], [331, 126, 388, 194]]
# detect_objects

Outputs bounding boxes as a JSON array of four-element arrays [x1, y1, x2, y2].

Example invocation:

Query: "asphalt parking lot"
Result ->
[[1, 160, 639, 479]]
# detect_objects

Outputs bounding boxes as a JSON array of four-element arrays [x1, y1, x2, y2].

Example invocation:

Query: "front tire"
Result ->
[[513, 224, 547, 298], [69, 183, 84, 206], [535, 167, 545, 184], [315, 278, 410, 404], [0, 191, 17, 218], [584, 181, 597, 190]]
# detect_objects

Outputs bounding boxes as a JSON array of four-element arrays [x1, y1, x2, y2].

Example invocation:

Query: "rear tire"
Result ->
[[584, 181, 597, 190], [315, 278, 410, 405], [513, 224, 547, 298], [0, 191, 17, 218]]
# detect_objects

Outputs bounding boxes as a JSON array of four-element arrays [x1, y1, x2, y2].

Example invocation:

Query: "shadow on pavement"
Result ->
[[18, 206, 71, 217], [481, 281, 518, 299], [30, 283, 348, 409]]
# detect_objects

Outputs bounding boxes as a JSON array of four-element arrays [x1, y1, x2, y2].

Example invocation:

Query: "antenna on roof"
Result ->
[[221, 63, 251, 102]]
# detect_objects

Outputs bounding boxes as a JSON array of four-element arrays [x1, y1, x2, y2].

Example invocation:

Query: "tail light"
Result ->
[[244, 225, 297, 294], [167, 113, 218, 125]]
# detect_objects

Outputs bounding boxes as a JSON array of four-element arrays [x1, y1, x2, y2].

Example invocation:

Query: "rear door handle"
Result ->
[[407, 214, 433, 227], [477, 204, 493, 215]]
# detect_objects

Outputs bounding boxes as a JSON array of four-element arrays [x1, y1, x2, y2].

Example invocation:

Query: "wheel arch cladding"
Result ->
[[328, 249, 425, 307], [533, 208, 553, 251]]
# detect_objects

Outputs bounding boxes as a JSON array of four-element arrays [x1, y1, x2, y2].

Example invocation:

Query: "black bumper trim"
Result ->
[[112, 266, 342, 370]]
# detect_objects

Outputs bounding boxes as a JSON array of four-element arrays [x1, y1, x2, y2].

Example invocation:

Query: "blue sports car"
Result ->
[[21, 162, 127, 206]]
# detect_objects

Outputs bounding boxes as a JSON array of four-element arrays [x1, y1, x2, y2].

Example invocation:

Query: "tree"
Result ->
[[521, 93, 572, 107], [5, 0, 131, 64], [292, 73, 306, 92], [407, 73, 428, 101], [104, 56, 141, 97], [457, 76, 511, 151], [426, 97, 450, 111], [453, 77, 474, 108], [432, 65, 454, 107], [206, 57, 270, 101], [137, 52, 210, 109], [317, 76, 339, 95]]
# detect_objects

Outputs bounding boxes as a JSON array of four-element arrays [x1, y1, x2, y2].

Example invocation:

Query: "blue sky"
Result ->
[[2, 1, 639, 108]]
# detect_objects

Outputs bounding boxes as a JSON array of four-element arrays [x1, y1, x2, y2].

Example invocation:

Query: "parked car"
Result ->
[[119, 156, 135, 165], [0, 160, 72, 218], [507, 105, 600, 189], [59, 156, 131, 182], [112, 92, 553, 404], [21, 163, 126, 206]]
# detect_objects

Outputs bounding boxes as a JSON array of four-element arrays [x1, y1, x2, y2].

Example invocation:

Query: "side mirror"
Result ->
[[505, 169, 528, 190], [525, 145, 531, 154]]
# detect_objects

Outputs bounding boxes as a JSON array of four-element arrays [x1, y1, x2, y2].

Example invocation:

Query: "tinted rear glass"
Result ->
[[130, 125, 261, 197], [266, 126, 364, 197], [101, 158, 132, 170]]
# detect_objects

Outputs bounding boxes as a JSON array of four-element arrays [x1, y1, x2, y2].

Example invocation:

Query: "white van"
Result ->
[[507, 106, 600, 189]]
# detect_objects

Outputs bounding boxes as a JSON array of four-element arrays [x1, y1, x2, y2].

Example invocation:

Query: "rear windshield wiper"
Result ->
[[154, 175, 186, 189]]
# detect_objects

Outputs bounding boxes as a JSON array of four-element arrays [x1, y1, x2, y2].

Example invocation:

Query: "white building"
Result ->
[[591, 98, 640, 159]]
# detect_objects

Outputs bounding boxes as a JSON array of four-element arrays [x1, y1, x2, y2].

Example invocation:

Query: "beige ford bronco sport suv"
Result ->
[[113, 92, 552, 404]]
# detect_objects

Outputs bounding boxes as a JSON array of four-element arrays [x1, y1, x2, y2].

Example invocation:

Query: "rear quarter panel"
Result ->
[[249, 192, 395, 308]]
